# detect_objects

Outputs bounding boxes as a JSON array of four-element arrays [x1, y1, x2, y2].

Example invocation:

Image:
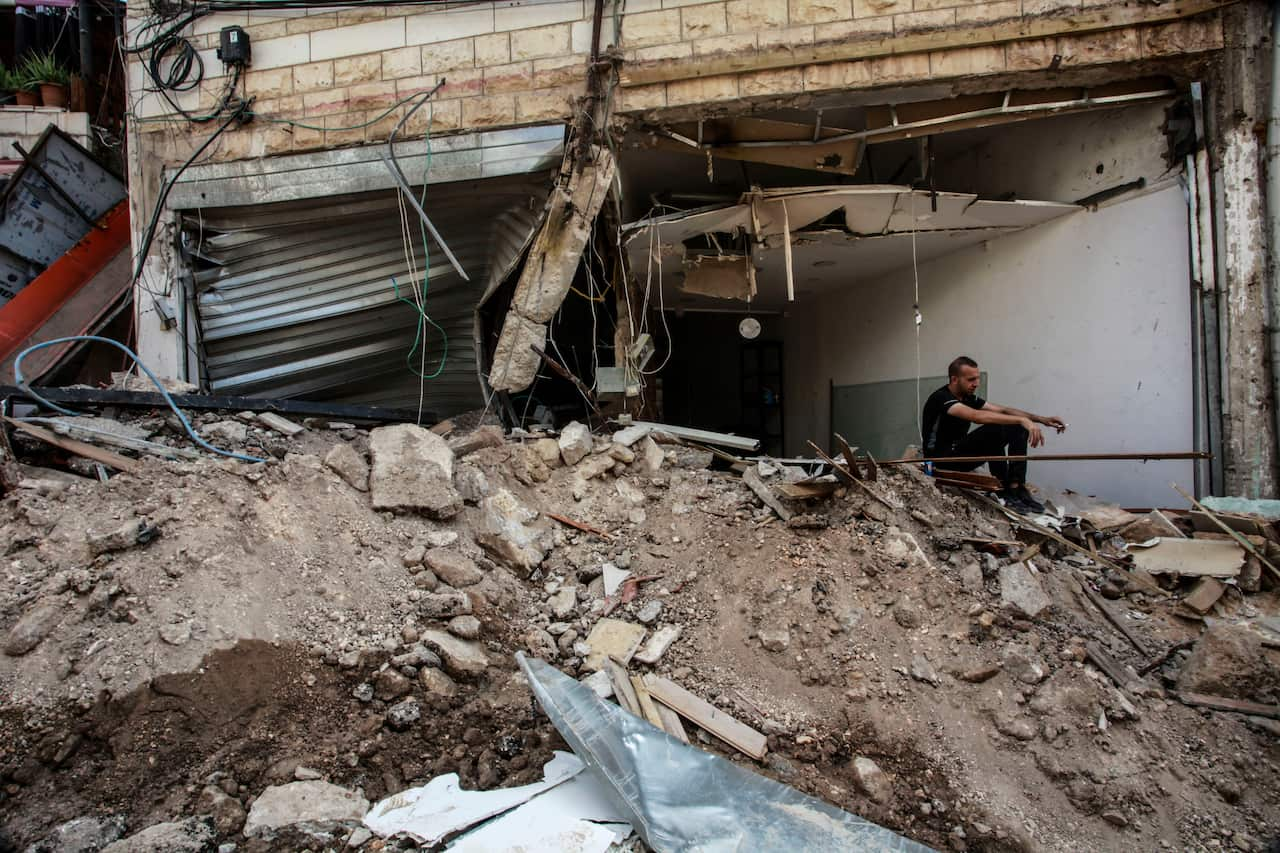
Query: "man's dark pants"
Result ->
[[932, 424, 1029, 487]]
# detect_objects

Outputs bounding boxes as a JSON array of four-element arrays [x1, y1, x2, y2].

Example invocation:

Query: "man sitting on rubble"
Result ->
[[921, 356, 1066, 513]]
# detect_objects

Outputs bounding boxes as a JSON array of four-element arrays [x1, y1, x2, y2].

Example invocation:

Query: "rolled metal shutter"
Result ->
[[183, 172, 549, 416]]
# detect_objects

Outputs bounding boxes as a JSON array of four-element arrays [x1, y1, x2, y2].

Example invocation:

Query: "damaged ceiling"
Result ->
[[624, 187, 1079, 311]]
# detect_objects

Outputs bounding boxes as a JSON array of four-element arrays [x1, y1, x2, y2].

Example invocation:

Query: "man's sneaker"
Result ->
[[997, 488, 1044, 514]]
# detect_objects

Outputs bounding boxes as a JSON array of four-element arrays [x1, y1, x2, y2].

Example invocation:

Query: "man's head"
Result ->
[[947, 356, 980, 397]]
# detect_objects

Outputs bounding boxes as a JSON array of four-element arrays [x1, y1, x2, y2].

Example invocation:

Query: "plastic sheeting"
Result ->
[[517, 653, 937, 853]]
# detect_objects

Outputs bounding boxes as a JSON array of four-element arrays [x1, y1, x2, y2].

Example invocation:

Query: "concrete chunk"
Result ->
[[242, 781, 368, 837], [420, 629, 491, 678], [369, 424, 460, 518], [634, 625, 681, 665], [999, 562, 1051, 618], [323, 443, 369, 492], [558, 421, 592, 466]]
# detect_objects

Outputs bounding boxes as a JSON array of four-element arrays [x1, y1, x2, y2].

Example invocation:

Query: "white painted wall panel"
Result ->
[[784, 183, 1193, 508]]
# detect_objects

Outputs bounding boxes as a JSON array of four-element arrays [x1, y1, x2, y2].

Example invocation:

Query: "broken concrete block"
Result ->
[[525, 627, 558, 660], [488, 313, 546, 393], [999, 562, 1051, 618], [532, 438, 562, 467], [1178, 623, 1280, 703], [100, 818, 214, 853], [242, 781, 369, 837], [418, 590, 473, 619], [612, 424, 651, 447], [1000, 642, 1048, 684], [31, 816, 127, 853], [475, 489, 546, 575], [634, 625, 681, 665], [419, 666, 458, 697], [576, 453, 615, 481], [202, 420, 247, 445], [447, 615, 481, 639], [640, 436, 665, 473], [582, 618, 647, 671], [369, 424, 460, 518], [852, 757, 892, 804], [4, 601, 63, 656], [447, 425, 505, 458], [420, 629, 491, 678], [910, 655, 940, 686], [87, 518, 159, 556], [759, 628, 790, 652], [1182, 577, 1226, 615], [323, 443, 369, 492], [558, 422, 592, 466], [424, 549, 483, 587], [455, 463, 490, 504], [547, 586, 577, 618]]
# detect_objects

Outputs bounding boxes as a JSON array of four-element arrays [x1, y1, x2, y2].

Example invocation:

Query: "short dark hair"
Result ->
[[948, 356, 978, 378]]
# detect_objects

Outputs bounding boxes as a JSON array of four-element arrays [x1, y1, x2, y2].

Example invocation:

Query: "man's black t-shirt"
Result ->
[[922, 385, 985, 456]]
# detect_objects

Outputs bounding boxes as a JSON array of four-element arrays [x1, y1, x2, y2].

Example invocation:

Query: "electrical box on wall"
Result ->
[[217, 26, 251, 66]]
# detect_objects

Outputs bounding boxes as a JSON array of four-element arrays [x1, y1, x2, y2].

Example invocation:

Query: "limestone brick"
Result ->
[[402, 96, 461, 133], [382, 45, 423, 79], [1022, 0, 1079, 14], [348, 81, 398, 110], [759, 24, 815, 47], [893, 8, 954, 30], [406, 6, 494, 45], [1142, 16, 1224, 57], [803, 58, 872, 90], [286, 13, 338, 34], [421, 38, 476, 73], [681, 3, 728, 38], [726, 0, 788, 32], [302, 88, 350, 114], [853, 0, 908, 18], [1057, 28, 1141, 65], [516, 87, 576, 121], [494, 0, 584, 31], [462, 93, 517, 126], [1004, 37, 1055, 70], [336, 7, 387, 24], [245, 67, 294, 101], [250, 125, 295, 157], [312, 18, 405, 62], [738, 66, 804, 96], [325, 112, 368, 146], [511, 23, 572, 59], [437, 68, 486, 99], [866, 52, 930, 81], [484, 61, 535, 93], [633, 42, 695, 61], [333, 54, 380, 86], [666, 73, 739, 105], [624, 9, 683, 46], [819, 16, 893, 41], [955, 0, 1019, 24], [475, 33, 512, 65], [290, 121, 325, 150], [790, 0, 853, 25], [929, 44, 1005, 77], [694, 33, 759, 56], [615, 83, 667, 111], [244, 20, 289, 41], [252, 34, 311, 69], [532, 55, 585, 89]]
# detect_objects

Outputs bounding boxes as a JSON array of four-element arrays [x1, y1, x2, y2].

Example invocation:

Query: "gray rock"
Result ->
[[401, 545, 426, 567], [203, 420, 248, 444], [369, 424, 461, 518], [420, 629, 490, 678], [559, 422, 593, 466], [418, 590, 472, 619], [346, 827, 373, 849], [87, 518, 158, 557], [425, 549, 483, 587], [852, 757, 892, 804], [447, 615, 482, 639], [323, 443, 369, 492], [294, 767, 323, 781], [24, 815, 127, 853], [419, 666, 458, 697], [197, 785, 247, 835], [158, 621, 192, 647], [959, 559, 985, 594], [100, 819, 214, 853], [1001, 643, 1048, 685], [475, 489, 546, 574], [242, 781, 369, 837], [385, 698, 421, 731], [910, 655, 940, 686], [612, 424, 652, 447], [547, 586, 577, 618], [759, 629, 790, 653], [447, 425, 505, 458], [455, 464, 490, 505], [636, 599, 663, 625], [893, 600, 923, 629], [635, 625, 681, 665], [581, 670, 614, 698], [525, 627, 558, 660], [994, 714, 1038, 741], [999, 562, 1051, 618], [374, 669, 412, 701], [640, 436, 665, 473], [1179, 622, 1280, 703], [4, 601, 63, 656], [391, 644, 441, 669], [352, 683, 374, 702], [427, 530, 460, 548]]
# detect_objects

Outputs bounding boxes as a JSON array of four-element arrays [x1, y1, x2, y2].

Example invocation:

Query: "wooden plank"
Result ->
[[1173, 482, 1280, 582], [642, 674, 768, 759], [931, 469, 1003, 489], [775, 481, 840, 500], [545, 511, 614, 541], [1176, 692, 1280, 720], [833, 433, 864, 480], [742, 465, 792, 521], [3, 416, 140, 473], [24, 417, 203, 461], [620, 0, 1233, 86], [256, 411, 304, 436], [1079, 578, 1151, 656], [654, 702, 690, 743], [1084, 641, 1132, 688], [806, 440, 895, 509], [605, 657, 641, 716], [630, 675, 668, 730]]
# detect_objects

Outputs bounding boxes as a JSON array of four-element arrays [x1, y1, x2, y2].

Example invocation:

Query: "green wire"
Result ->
[[391, 104, 448, 380]]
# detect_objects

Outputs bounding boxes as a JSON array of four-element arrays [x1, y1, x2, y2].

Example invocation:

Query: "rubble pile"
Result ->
[[0, 410, 1277, 852]]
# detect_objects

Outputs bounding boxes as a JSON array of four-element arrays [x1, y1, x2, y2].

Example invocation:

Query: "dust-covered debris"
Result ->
[[0, 414, 1277, 853]]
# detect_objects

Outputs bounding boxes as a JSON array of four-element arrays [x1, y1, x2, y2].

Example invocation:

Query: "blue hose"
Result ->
[[13, 335, 266, 464]]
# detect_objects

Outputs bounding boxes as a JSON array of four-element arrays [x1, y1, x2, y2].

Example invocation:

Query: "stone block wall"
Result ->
[[127, 1, 599, 164], [0, 108, 91, 159]]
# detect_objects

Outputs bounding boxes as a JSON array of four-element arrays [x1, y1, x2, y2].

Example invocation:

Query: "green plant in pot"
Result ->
[[19, 52, 70, 109], [0, 63, 21, 106]]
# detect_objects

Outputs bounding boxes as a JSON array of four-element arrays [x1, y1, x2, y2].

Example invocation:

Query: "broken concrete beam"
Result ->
[[1181, 577, 1226, 614], [256, 412, 304, 437], [447, 425, 505, 458], [368, 424, 461, 519], [634, 625, 681, 665], [488, 313, 547, 394]]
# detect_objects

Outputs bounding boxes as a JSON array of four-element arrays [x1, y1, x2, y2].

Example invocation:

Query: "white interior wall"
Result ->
[[783, 183, 1193, 508]]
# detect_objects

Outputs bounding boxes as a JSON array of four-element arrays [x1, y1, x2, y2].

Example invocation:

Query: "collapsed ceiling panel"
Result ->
[[623, 187, 1078, 310]]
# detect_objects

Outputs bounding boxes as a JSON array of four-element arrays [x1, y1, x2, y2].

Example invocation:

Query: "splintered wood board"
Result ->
[[642, 674, 768, 759]]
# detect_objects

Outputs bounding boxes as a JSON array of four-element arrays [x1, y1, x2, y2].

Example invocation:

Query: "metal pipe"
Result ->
[[1192, 81, 1225, 494], [377, 149, 469, 281], [874, 451, 1212, 466], [1186, 153, 1207, 498], [1268, 0, 1280, 482], [78, 0, 93, 82]]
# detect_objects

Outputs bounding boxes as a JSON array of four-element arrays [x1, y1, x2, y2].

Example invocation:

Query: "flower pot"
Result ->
[[14, 90, 38, 107], [38, 83, 65, 109]]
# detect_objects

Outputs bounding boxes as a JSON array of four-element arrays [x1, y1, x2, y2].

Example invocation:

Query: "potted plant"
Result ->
[[0, 63, 19, 106], [19, 52, 70, 109]]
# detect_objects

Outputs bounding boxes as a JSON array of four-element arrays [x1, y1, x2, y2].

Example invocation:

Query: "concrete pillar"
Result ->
[[1210, 1, 1278, 497]]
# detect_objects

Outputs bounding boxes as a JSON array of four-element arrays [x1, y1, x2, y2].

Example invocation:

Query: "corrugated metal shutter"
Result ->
[[184, 172, 550, 415]]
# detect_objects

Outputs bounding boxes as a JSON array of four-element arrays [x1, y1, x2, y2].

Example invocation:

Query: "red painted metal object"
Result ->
[[0, 200, 131, 379]]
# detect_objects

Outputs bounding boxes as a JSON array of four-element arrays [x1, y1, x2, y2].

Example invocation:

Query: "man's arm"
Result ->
[[983, 402, 1067, 433], [948, 403, 1045, 448]]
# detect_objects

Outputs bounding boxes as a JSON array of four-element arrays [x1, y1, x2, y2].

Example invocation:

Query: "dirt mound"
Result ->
[[0, 416, 1278, 851]]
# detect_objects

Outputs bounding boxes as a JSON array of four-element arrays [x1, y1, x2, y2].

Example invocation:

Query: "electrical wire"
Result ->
[[910, 191, 923, 441], [12, 335, 266, 464]]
